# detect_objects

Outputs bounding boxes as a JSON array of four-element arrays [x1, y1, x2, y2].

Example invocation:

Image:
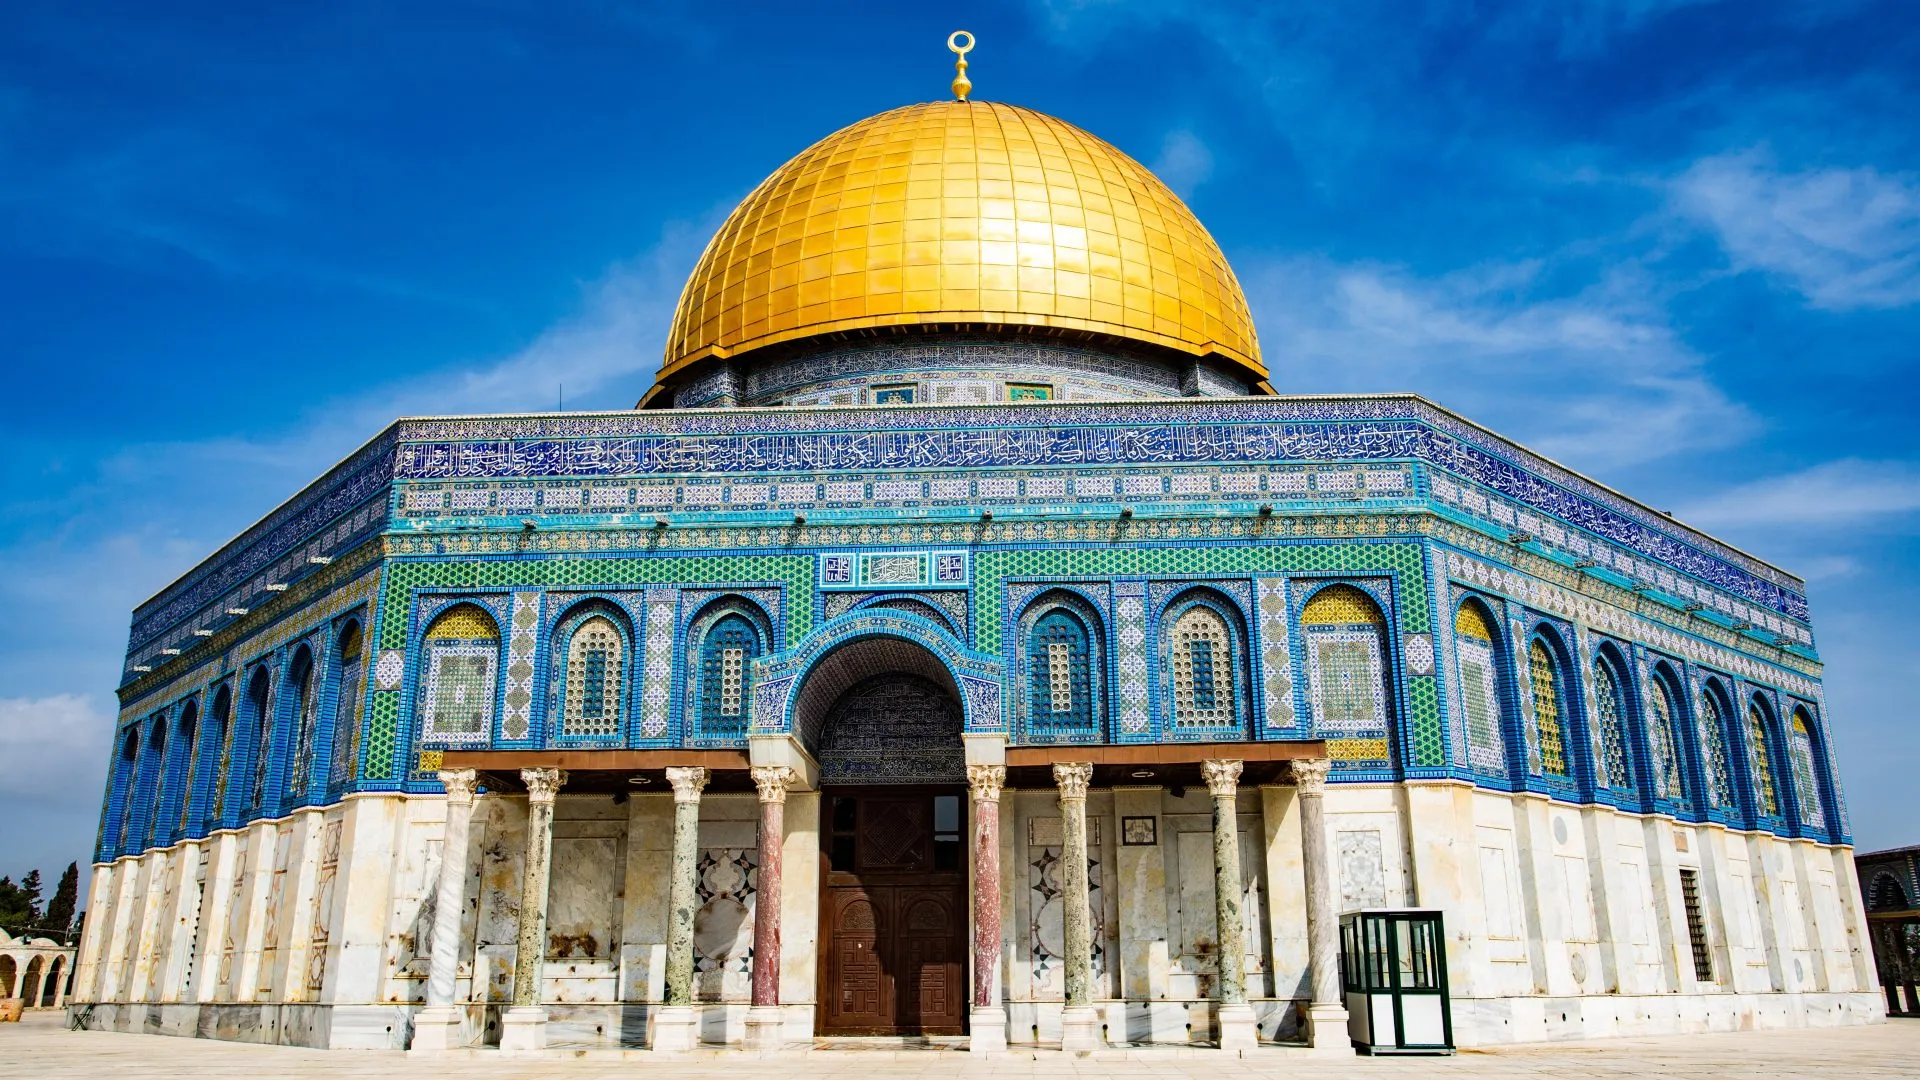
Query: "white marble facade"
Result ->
[[66, 774, 1881, 1049]]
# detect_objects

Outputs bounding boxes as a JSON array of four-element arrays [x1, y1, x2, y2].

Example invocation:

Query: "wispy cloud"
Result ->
[[1677, 458, 1920, 529], [1245, 254, 1755, 472], [0, 694, 114, 882], [1151, 130, 1214, 200], [1672, 148, 1920, 310]]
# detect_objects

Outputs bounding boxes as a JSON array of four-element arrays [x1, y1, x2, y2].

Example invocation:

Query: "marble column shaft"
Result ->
[[1293, 759, 1341, 1007], [510, 767, 565, 1008], [664, 766, 710, 1008], [968, 764, 1006, 1008], [1053, 762, 1096, 1008], [749, 765, 793, 1008], [1203, 759, 1247, 1006], [425, 768, 478, 1009]]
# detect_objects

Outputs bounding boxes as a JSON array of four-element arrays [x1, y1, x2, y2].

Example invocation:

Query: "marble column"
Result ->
[[500, 767, 565, 1052], [410, 768, 478, 1051], [1291, 758, 1352, 1054], [653, 766, 708, 1052], [1053, 761, 1103, 1051], [1203, 759, 1256, 1050], [744, 765, 794, 1050], [968, 764, 1008, 1052]]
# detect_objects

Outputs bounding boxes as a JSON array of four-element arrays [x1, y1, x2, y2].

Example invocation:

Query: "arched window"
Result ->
[[1452, 600, 1508, 773], [1746, 698, 1780, 818], [421, 604, 499, 746], [109, 728, 139, 854], [1644, 667, 1685, 801], [1697, 682, 1734, 810], [328, 621, 365, 791], [1301, 585, 1389, 737], [284, 644, 321, 805], [1789, 709, 1826, 829], [1591, 654, 1632, 790], [1870, 872, 1910, 913], [1027, 608, 1094, 738], [206, 684, 233, 827], [560, 614, 626, 738], [695, 613, 760, 739], [1527, 637, 1572, 778], [244, 666, 273, 815], [1170, 604, 1235, 729], [170, 701, 199, 838]]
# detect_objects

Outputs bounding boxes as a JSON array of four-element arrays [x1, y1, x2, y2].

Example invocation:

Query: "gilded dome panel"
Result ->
[[659, 101, 1263, 386]]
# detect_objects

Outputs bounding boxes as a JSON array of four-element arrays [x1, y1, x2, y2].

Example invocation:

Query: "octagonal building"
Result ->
[[68, 87, 1883, 1053]]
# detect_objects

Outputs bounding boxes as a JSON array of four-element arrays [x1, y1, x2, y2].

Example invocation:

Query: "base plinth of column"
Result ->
[[743, 1005, 785, 1050], [652, 1005, 699, 1052], [408, 1005, 468, 1051], [969, 1006, 1008, 1053], [1059, 1004, 1104, 1052], [1216, 1002, 1257, 1051], [1306, 1002, 1355, 1055], [498, 1006, 549, 1053]]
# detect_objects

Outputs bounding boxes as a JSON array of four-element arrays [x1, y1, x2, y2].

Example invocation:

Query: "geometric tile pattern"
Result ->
[[641, 589, 677, 740], [500, 592, 540, 740]]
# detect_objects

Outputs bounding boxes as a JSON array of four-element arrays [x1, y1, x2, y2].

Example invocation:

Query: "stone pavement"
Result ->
[[3, 1012, 1917, 1078]]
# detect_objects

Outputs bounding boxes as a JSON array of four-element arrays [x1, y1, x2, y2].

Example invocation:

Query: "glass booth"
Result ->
[[1339, 908, 1453, 1054]]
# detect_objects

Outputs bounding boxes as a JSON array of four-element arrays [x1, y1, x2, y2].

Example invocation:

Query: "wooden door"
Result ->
[[819, 789, 967, 1035]]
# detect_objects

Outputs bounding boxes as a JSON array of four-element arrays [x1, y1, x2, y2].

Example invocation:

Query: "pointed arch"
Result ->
[[1526, 628, 1573, 779], [284, 642, 322, 806], [243, 665, 274, 816], [1300, 583, 1390, 746], [327, 619, 366, 792], [165, 699, 199, 841], [1696, 677, 1736, 810], [1644, 662, 1687, 802], [1590, 645, 1633, 792], [1788, 706, 1828, 830], [1746, 694, 1782, 819], [420, 603, 500, 747], [107, 726, 140, 855], [1017, 590, 1106, 743], [205, 683, 233, 829], [549, 600, 633, 740], [1163, 587, 1249, 736], [1451, 597, 1509, 775], [685, 596, 775, 745]]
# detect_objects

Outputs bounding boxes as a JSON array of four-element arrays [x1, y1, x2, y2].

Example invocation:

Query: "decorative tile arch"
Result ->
[[1787, 705, 1829, 832], [418, 602, 500, 748], [1589, 644, 1635, 793], [1745, 693, 1784, 821], [549, 599, 635, 742], [1695, 676, 1737, 813], [1161, 586, 1252, 740], [684, 594, 777, 746], [283, 641, 323, 808], [1642, 660, 1689, 805], [1299, 583, 1391, 743], [1014, 589, 1108, 744], [326, 618, 367, 795], [1450, 594, 1510, 777], [1524, 626, 1576, 781], [240, 664, 276, 819]]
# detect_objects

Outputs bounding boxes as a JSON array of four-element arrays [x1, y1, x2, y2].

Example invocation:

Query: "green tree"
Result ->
[[0, 874, 33, 934], [42, 863, 79, 936]]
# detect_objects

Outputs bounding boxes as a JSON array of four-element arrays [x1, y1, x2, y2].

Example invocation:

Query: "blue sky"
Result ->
[[2, 1, 1916, 897]]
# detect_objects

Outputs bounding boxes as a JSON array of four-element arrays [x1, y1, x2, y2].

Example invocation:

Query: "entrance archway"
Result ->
[[792, 635, 969, 1037]]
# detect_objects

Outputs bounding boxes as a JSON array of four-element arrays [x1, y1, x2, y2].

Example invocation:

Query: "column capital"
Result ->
[[750, 765, 795, 803], [437, 767, 479, 804], [967, 764, 1006, 803], [1052, 761, 1094, 801], [1289, 757, 1332, 794], [1201, 758, 1243, 797], [666, 766, 710, 803], [521, 767, 566, 805]]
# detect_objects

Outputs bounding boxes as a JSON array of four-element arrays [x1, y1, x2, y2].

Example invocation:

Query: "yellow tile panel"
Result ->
[[659, 100, 1261, 383]]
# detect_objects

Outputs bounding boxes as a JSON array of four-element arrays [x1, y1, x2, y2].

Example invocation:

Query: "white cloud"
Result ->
[[0, 695, 113, 896], [1151, 130, 1214, 199], [1673, 148, 1920, 310], [1677, 458, 1920, 530], [1246, 255, 1756, 472]]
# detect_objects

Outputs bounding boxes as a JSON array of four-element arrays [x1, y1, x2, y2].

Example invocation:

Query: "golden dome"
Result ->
[[657, 100, 1264, 388]]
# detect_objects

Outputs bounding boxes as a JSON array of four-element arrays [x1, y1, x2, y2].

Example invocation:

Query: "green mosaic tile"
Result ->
[[364, 690, 400, 781], [1406, 675, 1443, 767]]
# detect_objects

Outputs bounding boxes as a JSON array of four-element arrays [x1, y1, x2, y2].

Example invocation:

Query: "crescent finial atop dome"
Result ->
[[948, 31, 974, 102]]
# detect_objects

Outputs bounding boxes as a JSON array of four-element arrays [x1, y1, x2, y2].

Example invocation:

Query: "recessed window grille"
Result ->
[[1679, 868, 1714, 982], [1528, 640, 1569, 777], [564, 616, 624, 737], [1171, 606, 1232, 728]]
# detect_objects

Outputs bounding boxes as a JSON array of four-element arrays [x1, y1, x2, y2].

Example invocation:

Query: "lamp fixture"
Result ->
[[226, 607, 249, 616], [1257, 504, 1273, 517], [627, 775, 652, 786], [265, 583, 289, 592], [980, 509, 993, 521], [1507, 531, 1533, 545], [1119, 506, 1134, 519], [793, 513, 806, 526], [1130, 769, 1156, 779], [308, 555, 332, 565], [652, 517, 670, 529]]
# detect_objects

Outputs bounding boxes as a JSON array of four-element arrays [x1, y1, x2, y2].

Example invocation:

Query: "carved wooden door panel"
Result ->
[[819, 789, 968, 1036]]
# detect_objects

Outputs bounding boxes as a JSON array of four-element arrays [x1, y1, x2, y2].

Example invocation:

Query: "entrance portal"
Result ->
[[811, 668, 969, 1036]]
